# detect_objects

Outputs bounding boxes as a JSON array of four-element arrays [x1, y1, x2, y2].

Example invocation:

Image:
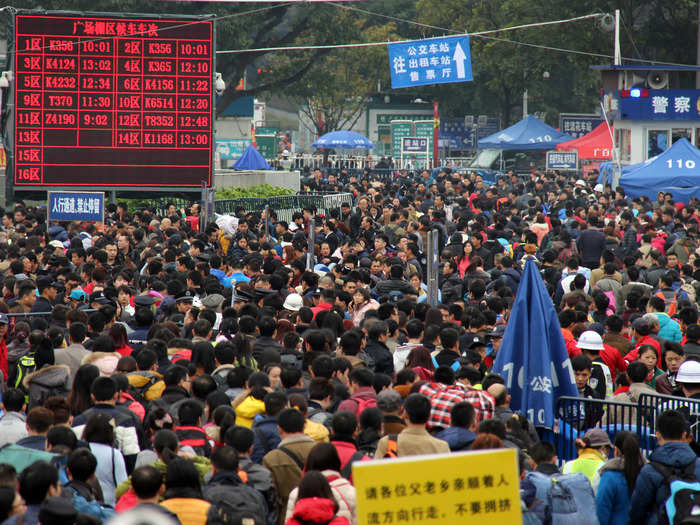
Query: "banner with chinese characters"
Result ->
[[353, 448, 521, 525], [559, 114, 603, 138], [608, 89, 700, 121], [388, 35, 473, 88], [48, 192, 104, 223]]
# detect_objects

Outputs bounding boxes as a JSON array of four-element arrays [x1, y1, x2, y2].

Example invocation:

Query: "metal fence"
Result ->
[[144, 193, 354, 223], [213, 193, 354, 223], [554, 394, 700, 462]]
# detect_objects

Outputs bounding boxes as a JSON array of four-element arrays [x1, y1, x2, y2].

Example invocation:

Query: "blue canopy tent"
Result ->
[[597, 161, 646, 185], [491, 258, 577, 430], [620, 138, 700, 201], [477, 114, 574, 150], [312, 130, 374, 150], [233, 144, 271, 170]]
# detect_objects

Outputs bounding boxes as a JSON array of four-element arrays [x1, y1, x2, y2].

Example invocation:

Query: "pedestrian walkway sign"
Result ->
[[388, 35, 473, 88], [354, 448, 521, 525]]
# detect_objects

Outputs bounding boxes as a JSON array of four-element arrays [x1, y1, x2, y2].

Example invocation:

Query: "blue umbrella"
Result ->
[[312, 130, 374, 150], [491, 258, 577, 429], [233, 144, 272, 170]]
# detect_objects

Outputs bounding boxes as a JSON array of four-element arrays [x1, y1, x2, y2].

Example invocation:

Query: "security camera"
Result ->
[[214, 73, 225, 95]]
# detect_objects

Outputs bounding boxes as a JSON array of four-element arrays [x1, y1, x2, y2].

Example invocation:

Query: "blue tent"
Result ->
[[477, 114, 574, 150], [491, 258, 577, 429], [312, 130, 374, 150], [620, 138, 700, 201], [597, 161, 645, 185], [233, 144, 271, 171]]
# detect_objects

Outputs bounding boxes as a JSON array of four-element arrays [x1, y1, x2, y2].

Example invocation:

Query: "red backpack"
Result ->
[[355, 397, 377, 417]]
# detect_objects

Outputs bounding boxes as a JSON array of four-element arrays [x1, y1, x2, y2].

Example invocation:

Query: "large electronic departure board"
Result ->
[[12, 13, 214, 188]]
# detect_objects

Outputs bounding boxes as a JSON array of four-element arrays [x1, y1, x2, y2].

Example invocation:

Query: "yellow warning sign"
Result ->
[[353, 448, 522, 525]]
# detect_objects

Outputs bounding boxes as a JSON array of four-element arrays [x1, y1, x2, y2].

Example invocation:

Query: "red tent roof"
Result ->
[[556, 122, 613, 159]]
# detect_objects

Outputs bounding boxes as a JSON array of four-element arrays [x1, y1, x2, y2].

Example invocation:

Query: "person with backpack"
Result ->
[[251, 392, 286, 464], [595, 431, 644, 525], [285, 444, 356, 525], [336, 368, 377, 418], [174, 401, 213, 457], [329, 412, 370, 482], [629, 409, 700, 525], [647, 294, 683, 343], [263, 408, 317, 525], [203, 445, 268, 525], [62, 448, 116, 521], [374, 394, 449, 458], [284, 471, 350, 525]]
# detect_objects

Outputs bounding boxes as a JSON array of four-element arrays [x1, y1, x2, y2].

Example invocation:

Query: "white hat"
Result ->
[[283, 293, 303, 312], [577, 330, 605, 351], [575, 179, 586, 187], [594, 183, 604, 193], [675, 361, 700, 384]]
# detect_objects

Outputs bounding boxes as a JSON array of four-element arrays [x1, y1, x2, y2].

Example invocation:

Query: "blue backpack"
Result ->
[[651, 461, 700, 525], [525, 471, 599, 525]]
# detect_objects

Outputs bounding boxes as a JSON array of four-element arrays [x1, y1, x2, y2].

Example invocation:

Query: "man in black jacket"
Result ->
[[364, 320, 394, 376], [375, 265, 418, 297]]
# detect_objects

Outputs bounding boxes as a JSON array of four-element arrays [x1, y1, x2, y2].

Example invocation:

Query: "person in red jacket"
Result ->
[[559, 310, 581, 358], [624, 317, 662, 364], [285, 471, 350, 525]]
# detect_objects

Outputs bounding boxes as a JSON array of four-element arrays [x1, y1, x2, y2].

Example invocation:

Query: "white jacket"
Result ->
[[285, 469, 357, 525]]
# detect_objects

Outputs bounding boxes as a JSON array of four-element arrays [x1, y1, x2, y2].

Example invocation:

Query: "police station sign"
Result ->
[[608, 89, 700, 121], [388, 35, 473, 88]]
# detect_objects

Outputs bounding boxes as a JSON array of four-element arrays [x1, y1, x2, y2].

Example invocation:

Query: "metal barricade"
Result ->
[[637, 393, 700, 445], [555, 396, 638, 462], [214, 193, 354, 223]]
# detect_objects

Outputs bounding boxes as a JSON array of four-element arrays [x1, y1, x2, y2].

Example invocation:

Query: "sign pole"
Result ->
[[426, 230, 440, 306], [200, 181, 207, 231], [307, 214, 315, 270], [433, 101, 439, 169], [264, 205, 270, 241]]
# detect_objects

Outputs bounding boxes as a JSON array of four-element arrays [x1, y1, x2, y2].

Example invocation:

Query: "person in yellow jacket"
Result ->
[[160, 457, 211, 525], [232, 371, 271, 428], [562, 428, 612, 485], [288, 393, 329, 444]]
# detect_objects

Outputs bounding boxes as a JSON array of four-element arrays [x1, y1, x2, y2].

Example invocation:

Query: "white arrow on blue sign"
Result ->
[[387, 35, 473, 89]]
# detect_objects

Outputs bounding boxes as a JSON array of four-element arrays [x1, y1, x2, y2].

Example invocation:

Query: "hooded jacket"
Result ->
[[285, 497, 350, 525], [629, 442, 700, 525], [596, 457, 633, 525], [23, 364, 71, 409], [251, 416, 282, 464], [235, 395, 266, 428], [81, 351, 121, 376], [435, 426, 477, 452], [653, 312, 682, 343], [286, 470, 356, 525]]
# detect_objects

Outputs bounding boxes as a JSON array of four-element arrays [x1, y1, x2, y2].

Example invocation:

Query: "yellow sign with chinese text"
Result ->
[[353, 448, 522, 525]]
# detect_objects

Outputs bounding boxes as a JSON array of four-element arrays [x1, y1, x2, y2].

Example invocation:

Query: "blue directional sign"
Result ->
[[48, 192, 104, 223], [546, 151, 579, 171], [388, 35, 473, 88]]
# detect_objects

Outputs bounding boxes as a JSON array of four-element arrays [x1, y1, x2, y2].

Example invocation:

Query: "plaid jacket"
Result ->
[[419, 382, 495, 430]]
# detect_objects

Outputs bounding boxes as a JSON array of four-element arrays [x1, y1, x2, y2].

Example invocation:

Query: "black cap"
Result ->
[[469, 336, 486, 348], [37, 276, 57, 292], [133, 295, 157, 307], [89, 291, 112, 305]]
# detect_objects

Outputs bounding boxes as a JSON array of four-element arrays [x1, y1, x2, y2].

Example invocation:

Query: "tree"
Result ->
[[270, 18, 399, 137]]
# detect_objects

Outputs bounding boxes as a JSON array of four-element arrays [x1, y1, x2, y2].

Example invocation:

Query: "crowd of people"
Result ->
[[0, 166, 698, 525]]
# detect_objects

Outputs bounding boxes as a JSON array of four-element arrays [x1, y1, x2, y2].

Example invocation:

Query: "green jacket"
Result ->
[[115, 455, 211, 499]]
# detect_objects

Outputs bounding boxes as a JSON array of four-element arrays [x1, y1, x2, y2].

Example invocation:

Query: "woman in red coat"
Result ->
[[285, 471, 350, 525]]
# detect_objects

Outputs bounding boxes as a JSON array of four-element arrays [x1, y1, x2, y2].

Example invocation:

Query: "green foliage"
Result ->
[[214, 184, 295, 200]]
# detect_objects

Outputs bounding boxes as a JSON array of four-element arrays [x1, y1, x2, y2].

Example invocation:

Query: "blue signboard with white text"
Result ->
[[388, 35, 473, 88], [559, 114, 603, 138], [606, 89, 700, 121], [546, 151, 578, 171], [48, 192, 104, 223], [440, 118, 500, 149]]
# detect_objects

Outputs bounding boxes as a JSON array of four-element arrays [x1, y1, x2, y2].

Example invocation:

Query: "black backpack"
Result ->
[[652, 461, 700, 525], [206, 493, 266, 525]]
